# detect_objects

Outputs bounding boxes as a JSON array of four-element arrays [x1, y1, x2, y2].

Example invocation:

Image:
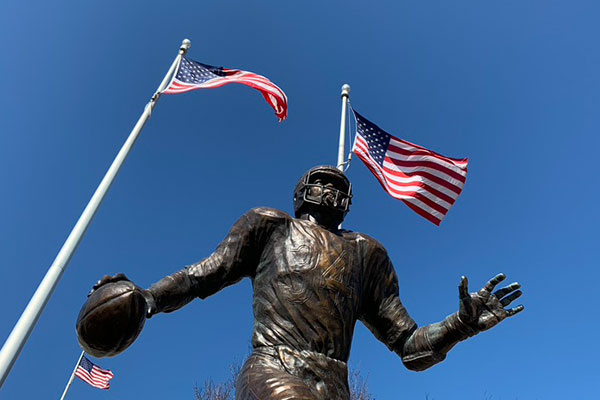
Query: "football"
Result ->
[[76, 279, 147, 358]]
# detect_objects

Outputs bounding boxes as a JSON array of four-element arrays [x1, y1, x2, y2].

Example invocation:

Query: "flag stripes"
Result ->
[[352, 110, 468, 225]]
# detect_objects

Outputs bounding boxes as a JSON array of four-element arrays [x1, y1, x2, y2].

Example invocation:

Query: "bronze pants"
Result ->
[[236, 346, 350, 400]]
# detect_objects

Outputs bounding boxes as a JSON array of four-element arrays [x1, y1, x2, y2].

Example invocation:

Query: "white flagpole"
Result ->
[[336, 83, 351, 171], [0, 38, 191, 388], [59, 351, 85, 400]]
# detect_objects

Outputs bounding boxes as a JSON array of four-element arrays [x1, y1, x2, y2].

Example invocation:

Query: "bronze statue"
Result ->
[[88, 165, 523, 399]]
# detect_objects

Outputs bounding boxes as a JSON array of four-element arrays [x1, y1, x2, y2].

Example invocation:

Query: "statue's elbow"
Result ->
[[401, 352, 446, 372], [402, 358, 431, 372]]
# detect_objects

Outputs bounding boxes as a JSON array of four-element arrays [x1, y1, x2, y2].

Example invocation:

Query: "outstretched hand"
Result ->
[[458, 273, 524, 333]]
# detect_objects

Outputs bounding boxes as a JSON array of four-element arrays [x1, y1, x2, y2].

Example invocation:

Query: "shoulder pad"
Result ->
[[247, 207, 292, 221], [351, 232, 388, 253]]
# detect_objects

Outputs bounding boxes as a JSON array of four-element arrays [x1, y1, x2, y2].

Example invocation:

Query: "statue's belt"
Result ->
[[253, 345, 348, 378]]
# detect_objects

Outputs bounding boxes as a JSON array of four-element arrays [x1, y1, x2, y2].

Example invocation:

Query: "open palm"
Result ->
[[458, 273, 524, 332]]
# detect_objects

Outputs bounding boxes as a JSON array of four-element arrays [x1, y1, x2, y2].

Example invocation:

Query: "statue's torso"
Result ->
[[251, 217, 369, 362]]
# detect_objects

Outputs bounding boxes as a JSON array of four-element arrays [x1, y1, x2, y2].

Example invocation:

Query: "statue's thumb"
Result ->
[[459, 276, 469, 298]]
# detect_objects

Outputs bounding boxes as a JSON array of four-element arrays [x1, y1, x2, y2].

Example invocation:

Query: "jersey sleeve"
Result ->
[[358, 239, 417, 357], [148, 207, 286, 314]]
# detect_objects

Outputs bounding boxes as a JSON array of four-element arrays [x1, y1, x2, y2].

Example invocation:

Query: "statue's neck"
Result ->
[[299, 211, 341, 232]]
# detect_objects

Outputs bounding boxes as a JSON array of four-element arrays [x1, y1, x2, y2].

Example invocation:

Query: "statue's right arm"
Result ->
[[145, 207, 284, 316], [359, 239, 472, 372], [360, 240, 522, 372]]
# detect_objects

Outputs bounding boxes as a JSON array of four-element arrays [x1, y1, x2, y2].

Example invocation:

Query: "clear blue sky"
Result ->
[[1, 1, 598, 399]]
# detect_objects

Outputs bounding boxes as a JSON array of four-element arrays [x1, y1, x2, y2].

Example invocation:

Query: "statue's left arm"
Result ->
[[145, 207, 285, 316], [360, 243, 523, 372]]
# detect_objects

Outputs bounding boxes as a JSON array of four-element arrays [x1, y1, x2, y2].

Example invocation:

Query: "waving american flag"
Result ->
[[163, 56, 288, 122], [352, 109, 468, 226], [75, 356, 114, 390]]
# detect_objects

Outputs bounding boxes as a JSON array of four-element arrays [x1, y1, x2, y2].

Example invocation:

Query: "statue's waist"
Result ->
[[251, 328, 352, 363], [252, 344, 348, 376]]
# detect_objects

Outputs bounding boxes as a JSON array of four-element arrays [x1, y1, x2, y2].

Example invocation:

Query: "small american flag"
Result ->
[[75, 356, 114, 390], [163, 56, 288, 122], [352, 109, 468, 226]]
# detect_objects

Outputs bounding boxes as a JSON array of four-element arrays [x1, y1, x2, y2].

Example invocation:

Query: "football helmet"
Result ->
[[293, 165, 352, 219]]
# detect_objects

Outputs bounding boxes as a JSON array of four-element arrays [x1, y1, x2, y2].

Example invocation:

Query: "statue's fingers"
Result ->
[[93, 275, 112, 289], [493, 282, 521, 299], [89, 276, 110, 296], [506, 304, 524, 317], [459, 276, 469, 299], [112, 273, 130, 282], [500, 290, 522, 307], [484, 273, 506, 292]]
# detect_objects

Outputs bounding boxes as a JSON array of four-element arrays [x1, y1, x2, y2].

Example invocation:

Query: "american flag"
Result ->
[[352, 109, 468, 226], [75, 356, 114, 390], [163, 56, 288, 122]]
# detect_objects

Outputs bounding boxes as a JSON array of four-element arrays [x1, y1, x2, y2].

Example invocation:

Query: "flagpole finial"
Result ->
[[180, 39, 192, 54], [341, 84, 351, 98]]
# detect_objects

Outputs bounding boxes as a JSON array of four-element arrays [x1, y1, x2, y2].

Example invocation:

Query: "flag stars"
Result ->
[[176, 57, 225, 84], [355, 116, 391, 166]]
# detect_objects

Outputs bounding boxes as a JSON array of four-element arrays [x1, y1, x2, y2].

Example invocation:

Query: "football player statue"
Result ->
[[90, 165, 523, 399]]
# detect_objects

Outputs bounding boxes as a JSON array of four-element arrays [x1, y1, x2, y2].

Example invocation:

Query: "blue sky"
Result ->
[[1, 1, 598, 399]]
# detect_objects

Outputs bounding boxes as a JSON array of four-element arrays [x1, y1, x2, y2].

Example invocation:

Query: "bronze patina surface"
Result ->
[[90, 166, 523, 399]]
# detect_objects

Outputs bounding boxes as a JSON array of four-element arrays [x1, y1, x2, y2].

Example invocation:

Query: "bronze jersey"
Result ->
[[148, 207, 417, 399]]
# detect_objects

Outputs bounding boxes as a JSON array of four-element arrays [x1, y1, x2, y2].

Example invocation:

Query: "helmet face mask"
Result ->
[[302, 183, 351, 213], [294, 166, 352, 220]]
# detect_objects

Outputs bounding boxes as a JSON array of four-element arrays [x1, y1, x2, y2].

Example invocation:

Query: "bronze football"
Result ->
[[76, 280, 147, 358]]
